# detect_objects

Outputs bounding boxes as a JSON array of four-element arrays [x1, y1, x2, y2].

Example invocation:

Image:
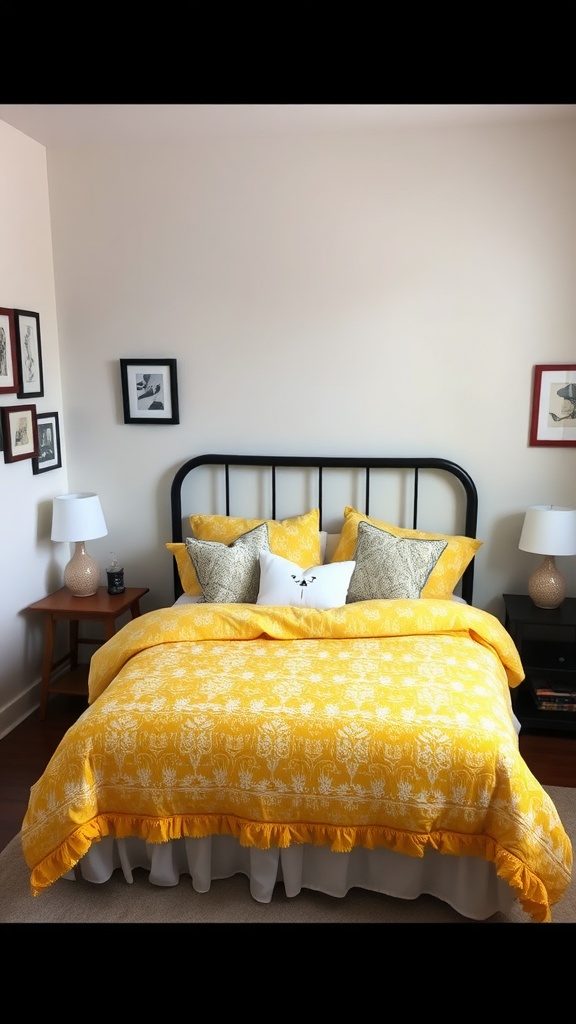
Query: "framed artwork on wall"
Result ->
[[0, 307, 20, 395], [15, 309, 44, 399], [529, 364, 576, 447], [1, 403, 39, 463], [120, 358, 180, 424], [32, 410, 62, 474]]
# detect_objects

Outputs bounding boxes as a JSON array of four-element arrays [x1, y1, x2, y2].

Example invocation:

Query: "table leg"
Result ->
[[103, 618, 116, 641]]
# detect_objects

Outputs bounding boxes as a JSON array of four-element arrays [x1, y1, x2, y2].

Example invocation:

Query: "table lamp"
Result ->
[[518, 505, 576, 609], [51, 492, 108, 597]]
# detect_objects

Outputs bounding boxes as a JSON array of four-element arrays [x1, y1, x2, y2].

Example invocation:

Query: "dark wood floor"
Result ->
[[1, 694, 576, 855]]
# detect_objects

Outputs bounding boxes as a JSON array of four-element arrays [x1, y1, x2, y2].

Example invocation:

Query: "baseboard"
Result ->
[[0, 682, 40, 740]]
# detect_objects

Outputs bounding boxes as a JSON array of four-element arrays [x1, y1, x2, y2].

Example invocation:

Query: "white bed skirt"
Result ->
[[66, 836, 516, 920]]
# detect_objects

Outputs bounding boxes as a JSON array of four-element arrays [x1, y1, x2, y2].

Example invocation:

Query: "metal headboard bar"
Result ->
[[171, 454, 478, 604], [225, 464, 230, 516], [413, 468, 419, 529], [272, 465, 276, 520]]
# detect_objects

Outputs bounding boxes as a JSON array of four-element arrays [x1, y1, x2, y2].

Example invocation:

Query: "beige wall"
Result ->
[[2, 113, 576, 735], [0, 122, 67, 732]]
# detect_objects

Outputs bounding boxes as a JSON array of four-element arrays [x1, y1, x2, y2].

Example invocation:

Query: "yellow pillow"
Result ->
[[168, 509, 321, 597], [166, 542, 201, 596], [331, 506, 482, 599]]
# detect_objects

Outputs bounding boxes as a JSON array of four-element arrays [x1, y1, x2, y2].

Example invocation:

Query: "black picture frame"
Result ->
[[0, 306, 20, 395], [1, 403, 39, 463], [15, 309, 44, 399], [32, 410, 62, 474], [120, 358, 179, 424]]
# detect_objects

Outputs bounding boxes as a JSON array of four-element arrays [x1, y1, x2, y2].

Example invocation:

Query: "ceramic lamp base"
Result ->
[[528, 555, 566, 609], [64, 542, 101, 597]]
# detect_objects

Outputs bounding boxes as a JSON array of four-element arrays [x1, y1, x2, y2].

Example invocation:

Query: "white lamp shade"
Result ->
[[51, 493, 108, 542], [518, 505, 576, 556]]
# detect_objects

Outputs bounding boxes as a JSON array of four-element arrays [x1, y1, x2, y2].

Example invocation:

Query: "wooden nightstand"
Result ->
[[503, 593, 576, 734], [28, 586, 149, 720]]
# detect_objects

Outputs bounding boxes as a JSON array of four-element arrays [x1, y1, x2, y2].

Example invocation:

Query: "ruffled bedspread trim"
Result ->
[[27, 812, 554, 922]]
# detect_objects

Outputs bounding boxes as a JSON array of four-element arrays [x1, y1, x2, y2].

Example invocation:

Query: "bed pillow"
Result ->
[[347, 521, 447, 602], [166, 542, 201, 596], [331, 506, 482, 599], [185, 523, 270, 603], [257, 551, 356, 609], [188, 509, 321, 588], [190, 509, 320, 560], [167, 509, 322, 598]]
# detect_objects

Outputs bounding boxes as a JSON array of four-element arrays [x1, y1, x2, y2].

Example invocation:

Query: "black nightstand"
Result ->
[[503, 593, 576, 733]]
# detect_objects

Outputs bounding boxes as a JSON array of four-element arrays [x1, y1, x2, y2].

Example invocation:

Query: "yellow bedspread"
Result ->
[[22, 600, 572, 921]]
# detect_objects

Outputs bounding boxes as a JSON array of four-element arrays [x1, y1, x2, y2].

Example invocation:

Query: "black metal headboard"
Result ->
[[170, 454, 478, 604]]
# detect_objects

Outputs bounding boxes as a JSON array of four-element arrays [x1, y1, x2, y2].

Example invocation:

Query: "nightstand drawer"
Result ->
[[521, 640, 576, 673]]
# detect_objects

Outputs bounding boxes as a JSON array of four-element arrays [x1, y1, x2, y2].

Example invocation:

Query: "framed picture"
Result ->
[[529, 364, 576, 447], [32, 410, 62, 474], [15, 310, 44, 399], [1, 403, 39, 463], [120, 358, 179, 424], [0, 307, 20, 394]]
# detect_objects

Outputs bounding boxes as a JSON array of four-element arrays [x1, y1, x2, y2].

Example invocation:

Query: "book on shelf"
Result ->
[[535, 687, 576, 700], [534, 688, 576, 711], [528, 671, 576, 710], [536, 701, 576, 712]]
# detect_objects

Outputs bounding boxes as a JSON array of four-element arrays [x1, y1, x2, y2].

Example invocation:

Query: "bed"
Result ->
[[22, 454, 572, 922]]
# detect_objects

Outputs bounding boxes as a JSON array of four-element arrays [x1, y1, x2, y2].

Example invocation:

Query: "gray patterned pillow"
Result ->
[[347, 521, 448, 602], [185, 523, 270, 603]]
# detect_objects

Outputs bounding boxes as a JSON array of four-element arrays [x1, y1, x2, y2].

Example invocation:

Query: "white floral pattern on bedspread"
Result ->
[[22, 600, 572, 921]]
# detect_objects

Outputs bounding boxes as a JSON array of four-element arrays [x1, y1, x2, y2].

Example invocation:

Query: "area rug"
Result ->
[[1, 786, 574, 925]]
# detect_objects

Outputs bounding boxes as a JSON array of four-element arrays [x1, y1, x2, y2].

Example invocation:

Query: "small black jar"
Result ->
[[106, 562, 125, 595]]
